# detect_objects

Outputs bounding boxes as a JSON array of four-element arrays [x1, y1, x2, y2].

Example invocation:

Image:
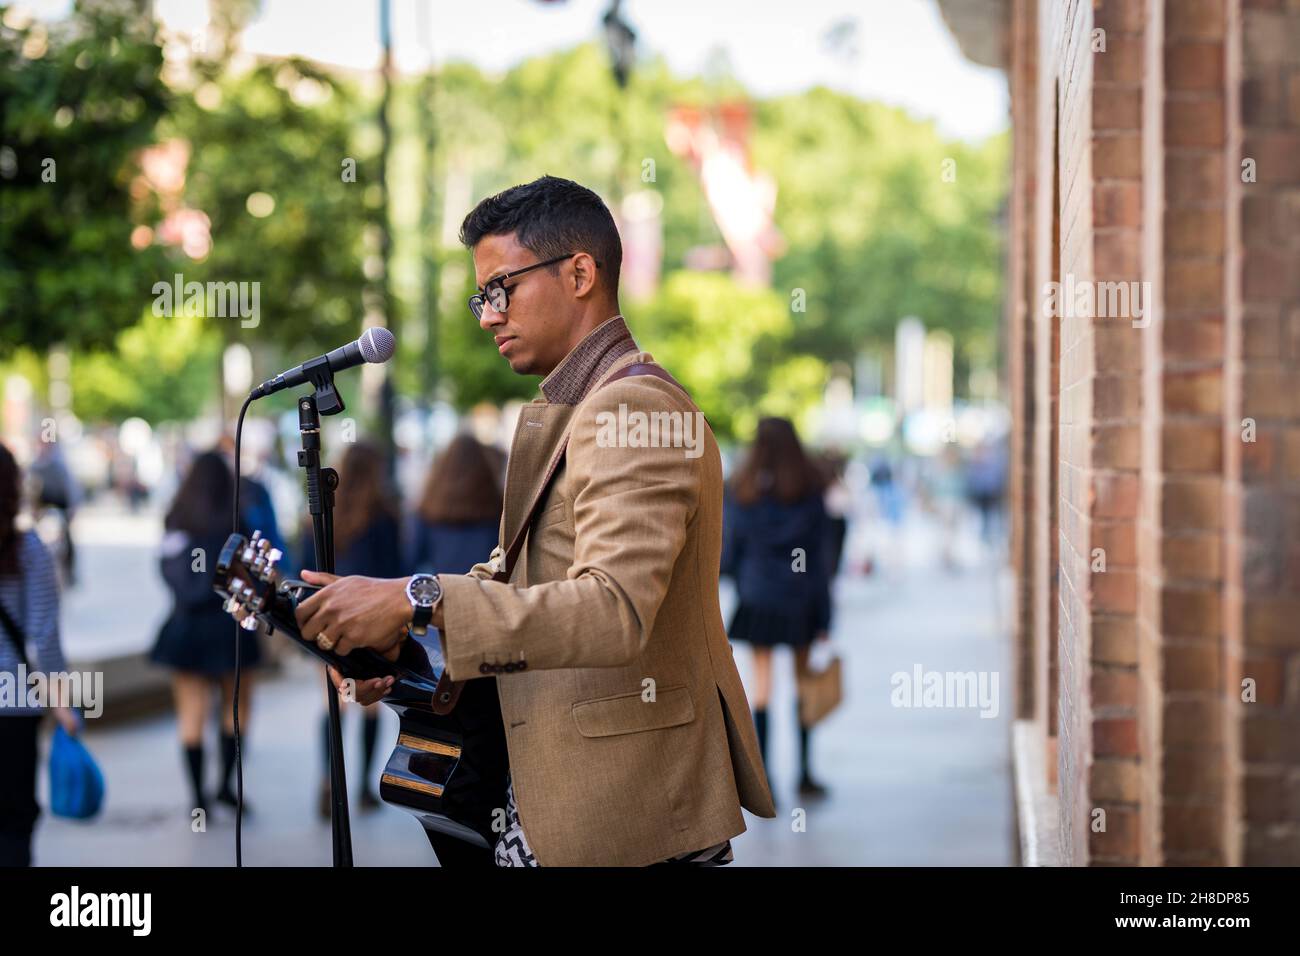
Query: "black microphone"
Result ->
[[250, 327, 396, 400]]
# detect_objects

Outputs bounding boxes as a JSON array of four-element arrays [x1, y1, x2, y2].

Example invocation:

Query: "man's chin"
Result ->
[[504, 353, 534, 375]]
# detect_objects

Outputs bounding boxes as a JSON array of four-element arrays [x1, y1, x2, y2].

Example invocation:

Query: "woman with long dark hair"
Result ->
[[721, 417, 834, 799], [0, 441, 80, 865], [406, 434, 503, 578], [150, 449, 260, 816], [301, 440, 403, 818]]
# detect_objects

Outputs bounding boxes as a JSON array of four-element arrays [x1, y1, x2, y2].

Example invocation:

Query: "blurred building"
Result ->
[[942, 0, 1300, 865]]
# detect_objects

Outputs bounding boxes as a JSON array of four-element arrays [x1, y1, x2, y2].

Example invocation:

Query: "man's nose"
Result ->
[[478, 301, 505, 331]]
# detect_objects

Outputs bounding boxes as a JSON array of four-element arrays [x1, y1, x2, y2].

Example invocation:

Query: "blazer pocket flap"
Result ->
[[572, 685, 695, 738], [536, 500, 570, 529]]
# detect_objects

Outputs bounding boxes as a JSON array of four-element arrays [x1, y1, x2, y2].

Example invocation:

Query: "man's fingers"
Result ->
[[338, 676, 391, 705], [365, 677, 395, 704], [296, 585, 337, 635], [301, 569, 341, 585], [295, 572, 348, 633]]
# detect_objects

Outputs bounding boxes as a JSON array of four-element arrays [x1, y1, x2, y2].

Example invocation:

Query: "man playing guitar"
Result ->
[[293, 175, 775, 867]]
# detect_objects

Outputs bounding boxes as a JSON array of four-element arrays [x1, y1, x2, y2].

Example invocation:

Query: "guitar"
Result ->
[[212, 531, 509, 850]]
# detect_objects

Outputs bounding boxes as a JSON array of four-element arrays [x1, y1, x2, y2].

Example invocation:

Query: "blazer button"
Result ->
[[517, 661, 528, 671], [479, 663, 492, 674], [493, 664, 504, 673], [504, 662, 516, 673]]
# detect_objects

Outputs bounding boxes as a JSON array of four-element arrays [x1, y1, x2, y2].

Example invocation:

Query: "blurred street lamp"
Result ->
[[603, 0, 635, 88]]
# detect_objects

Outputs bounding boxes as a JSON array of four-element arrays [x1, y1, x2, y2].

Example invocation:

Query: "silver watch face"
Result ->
[[407, 574, 441, 607]]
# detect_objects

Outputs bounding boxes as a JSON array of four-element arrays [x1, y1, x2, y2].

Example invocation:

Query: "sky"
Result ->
[[27, 0, 1008, 141]]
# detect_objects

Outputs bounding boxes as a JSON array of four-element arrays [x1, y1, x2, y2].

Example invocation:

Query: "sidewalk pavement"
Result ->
[[33, 507, 1012, 866]]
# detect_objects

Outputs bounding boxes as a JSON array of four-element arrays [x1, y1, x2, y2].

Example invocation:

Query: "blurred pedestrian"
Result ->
[[930, 445, 965, 571], [964, 438, 1007, 548], [721, 417, 833, 799], [869, 451, 904, 527], [0, 442, 81, 865], [817, 449, 851, 578], [29, 440, 80, 587], [217, 431, 292, 575], [149, 450, 260, 817], [300, 440, 403, 818], [406, 434, 503, 578]]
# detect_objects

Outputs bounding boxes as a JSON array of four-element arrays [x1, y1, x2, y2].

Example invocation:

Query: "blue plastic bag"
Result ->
[[48, 724, 105, 820]]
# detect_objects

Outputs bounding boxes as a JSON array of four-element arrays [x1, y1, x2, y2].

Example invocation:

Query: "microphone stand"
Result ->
[[296, 375, 353, 867]]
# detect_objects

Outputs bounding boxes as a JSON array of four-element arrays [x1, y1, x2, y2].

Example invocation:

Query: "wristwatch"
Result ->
[[405, 573, 443, 636]]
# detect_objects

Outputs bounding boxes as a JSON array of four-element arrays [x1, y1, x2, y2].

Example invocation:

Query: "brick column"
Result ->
[[1231, 0, 1300, 865], [1140, 0, 1233, 866], [1085, 0, 1148, 867]]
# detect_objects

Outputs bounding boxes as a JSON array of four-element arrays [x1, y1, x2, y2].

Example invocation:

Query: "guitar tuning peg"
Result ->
[[223, 596, 240, 615], [259, 550, 282, 582], [250, 530, 263, 544], [257, 537, 271, 552]]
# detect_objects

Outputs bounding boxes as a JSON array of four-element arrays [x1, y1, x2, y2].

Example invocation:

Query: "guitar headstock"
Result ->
[[213, 531, 286, 632], [212, 530, 425, 689]]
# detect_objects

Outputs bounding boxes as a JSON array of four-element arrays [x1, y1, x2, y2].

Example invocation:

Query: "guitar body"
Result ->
[[213, 532, 508, 851], [379, 636, 508, 849]]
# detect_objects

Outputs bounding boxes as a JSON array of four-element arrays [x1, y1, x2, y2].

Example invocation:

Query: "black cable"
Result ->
[[231, 391, 254, 868]]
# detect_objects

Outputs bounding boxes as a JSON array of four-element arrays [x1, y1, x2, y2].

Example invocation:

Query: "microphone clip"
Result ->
[[300, 354, 346, 416]]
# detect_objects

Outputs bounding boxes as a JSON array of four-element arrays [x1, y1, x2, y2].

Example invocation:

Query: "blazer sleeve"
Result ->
[[435, 378, 701, 679]]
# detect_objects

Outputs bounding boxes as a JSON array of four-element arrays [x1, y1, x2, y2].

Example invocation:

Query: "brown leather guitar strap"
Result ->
[[429, 362, 689, 714]]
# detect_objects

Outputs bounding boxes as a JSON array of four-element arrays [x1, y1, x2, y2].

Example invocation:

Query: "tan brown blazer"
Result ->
[[438, 347, 777, 866]]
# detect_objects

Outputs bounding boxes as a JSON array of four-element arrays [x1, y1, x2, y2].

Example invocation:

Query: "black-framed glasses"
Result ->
[[468, 253, 577, 320]]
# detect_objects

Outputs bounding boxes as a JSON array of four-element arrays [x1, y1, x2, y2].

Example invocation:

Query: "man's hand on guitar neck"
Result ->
[[327, 666, 393, 706], [296, 570, 444, 657]]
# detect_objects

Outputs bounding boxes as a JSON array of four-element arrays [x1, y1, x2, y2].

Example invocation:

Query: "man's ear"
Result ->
[[571, 252, 598, 298]]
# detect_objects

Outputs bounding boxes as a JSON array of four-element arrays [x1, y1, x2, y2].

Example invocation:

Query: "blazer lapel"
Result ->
[[497, 351, 647, 572], [500, 401, 576, 559]]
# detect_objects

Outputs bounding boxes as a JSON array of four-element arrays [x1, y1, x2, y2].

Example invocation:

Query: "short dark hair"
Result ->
[[459, 175, 622, 291]]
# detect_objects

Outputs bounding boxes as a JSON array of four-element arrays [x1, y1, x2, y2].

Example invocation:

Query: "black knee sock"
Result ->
[[360, 714, 379, 794], [183, 744, 205, 808], [219, 732, 238, 797], [752, 708, 768, 765], [797, 723, 813, 782]]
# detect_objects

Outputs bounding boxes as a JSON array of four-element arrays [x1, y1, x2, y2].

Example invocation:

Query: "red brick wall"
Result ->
[[1005, 0, 1299, 866], [1010, 0, 1041, 727], [1233, 0, 1300, 865], [1141, 0, 1234, 867], [1137, 0, 1166, 870], [1036, 0, 1096, 866], [1086, 0, 1147, 867]]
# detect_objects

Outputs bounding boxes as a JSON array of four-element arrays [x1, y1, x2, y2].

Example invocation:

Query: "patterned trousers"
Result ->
[[493, 773, 734, 867]]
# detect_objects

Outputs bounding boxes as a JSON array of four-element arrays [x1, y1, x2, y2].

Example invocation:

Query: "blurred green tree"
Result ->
[[755, 87, 1007, 383], [0, 1, 170, 355], [389, 46, 1004, 422], [70, 306, 221, 422], [635, 270, 823, 440], [170, 57, 372, 360]]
